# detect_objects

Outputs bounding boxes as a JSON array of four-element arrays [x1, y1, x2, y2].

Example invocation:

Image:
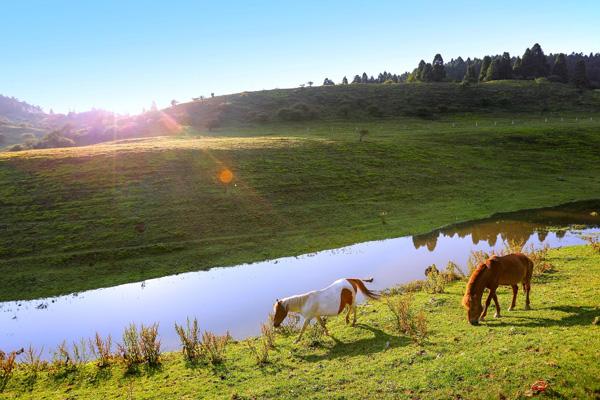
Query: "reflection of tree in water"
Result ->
[[411, 201, 600, 252]]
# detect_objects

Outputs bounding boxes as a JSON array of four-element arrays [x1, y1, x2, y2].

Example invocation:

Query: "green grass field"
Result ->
[[2, 110, 600, 301], [2, 245, 599, 399]]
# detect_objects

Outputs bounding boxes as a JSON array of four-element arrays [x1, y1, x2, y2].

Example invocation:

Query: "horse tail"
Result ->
[[347, 278, 380, 300]]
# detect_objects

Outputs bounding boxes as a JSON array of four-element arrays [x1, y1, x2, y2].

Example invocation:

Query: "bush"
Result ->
[[201, 331, 231, 365], [0, 350, 17, 392], [304, 319, 327, 347], [118, 324, 143, 369], [175, 318, 202, 363], [423, 265, 446, 294], [386, 294, 428, 344], [583, 235, 600, 254], [467, 250, 490, 276], [20, 345, 45, 375], [139, 324, 161, 366], [51, 341, 76, 374], [90, 333, 113, 368], [261, 321, 275, 349]]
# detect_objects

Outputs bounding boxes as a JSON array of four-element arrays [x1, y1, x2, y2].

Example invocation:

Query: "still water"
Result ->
[[1, 201, 599, 356]]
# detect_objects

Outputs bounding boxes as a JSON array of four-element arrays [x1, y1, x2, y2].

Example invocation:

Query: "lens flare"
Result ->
[[218, 168, 234, 184]]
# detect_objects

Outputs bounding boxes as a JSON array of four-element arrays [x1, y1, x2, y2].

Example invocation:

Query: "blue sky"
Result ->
[[1, 0, 599, 114]]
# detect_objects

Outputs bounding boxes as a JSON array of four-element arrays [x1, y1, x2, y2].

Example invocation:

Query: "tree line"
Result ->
[[323, 44, 598, 89]]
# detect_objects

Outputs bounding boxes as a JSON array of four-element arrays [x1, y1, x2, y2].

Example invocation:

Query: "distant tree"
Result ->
[[499, 52, 512, 79], [431, 53, 446, 81], [323, 78, 335, 86], [170, 99, 178, 107], [361, 72, 368, 83], [551, 54, 569, 83], [573, 60, 590, 88], [342, 76, 348, 85], [421, 63, 434, 82], [307, 81, 314, 87], [485, 58, 502, 81], [49, 108, 54, 115], [358, 129, 369, 142], [521, 43, 549, 78], [463, 64, 478, 83], [416, 60, 426, 81], [512, 56, 523, 77], [479, 56, 492, 82], [211, 92, 215, 98], [351, 75, 361, 84]]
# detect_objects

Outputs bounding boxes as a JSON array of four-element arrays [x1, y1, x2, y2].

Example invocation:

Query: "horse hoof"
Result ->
[[494, 313, 501, 318], [525, 305, 531, 311], [479, 317, 485, 322], [508, 307, 514, 311]]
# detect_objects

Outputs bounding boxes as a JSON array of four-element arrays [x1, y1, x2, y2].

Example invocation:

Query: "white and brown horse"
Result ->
[[273, 278, 380, 343]]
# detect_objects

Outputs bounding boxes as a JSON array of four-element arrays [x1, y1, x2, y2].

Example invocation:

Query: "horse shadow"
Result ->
[[486, 305, 599, 328], [296, 324, 409, 362]]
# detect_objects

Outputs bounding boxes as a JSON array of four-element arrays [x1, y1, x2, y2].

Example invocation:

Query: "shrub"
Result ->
[[522, 243, 552, 275], [386, 294, 428, 344], [246, 338, 270, 365], [304, 319, 327, 347], [583, 235, 600, 254], [261, 321, 276, 349], [0, 350, 17, 392], [201, 331, 231, 365], [118, 324, 143, 369], [71, 339, 91, 365], [20, 345, 45, 374], [423, 265, 446, 294], [467, 250, 490, 276], [358, 128, 369, 142], [51, 341, 76, 373], [444, 261, 465, 281], [89, 333, 112, 368], [139, 324, 161, 366], [175, 318, 202, 363]]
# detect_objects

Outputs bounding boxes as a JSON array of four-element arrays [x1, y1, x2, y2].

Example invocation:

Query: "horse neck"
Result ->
[[468, 266, 490, 299], [283, 294, 309, 313]]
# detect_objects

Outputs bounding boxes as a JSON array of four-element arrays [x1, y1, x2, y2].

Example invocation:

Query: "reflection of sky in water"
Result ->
[[0, 212, 599, 357]]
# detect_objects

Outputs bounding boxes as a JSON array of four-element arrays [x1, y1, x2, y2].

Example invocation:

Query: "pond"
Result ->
[[1, 200, 599, 357]]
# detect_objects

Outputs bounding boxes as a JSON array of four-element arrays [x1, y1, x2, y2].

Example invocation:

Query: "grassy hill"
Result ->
[[1, 97, 600, 300], [2, 245, 599, 399]]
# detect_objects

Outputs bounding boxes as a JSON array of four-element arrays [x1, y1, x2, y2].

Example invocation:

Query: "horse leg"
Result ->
[[352, 304, 357, 326], [508, 285, 518, 311], [492, 291, 501, 318], [316, 316, 329, 336], [480, 290, 493, 321], [524, 282, 531, 310], [295, 318, 311, 343], [345, 306, 351, 325]]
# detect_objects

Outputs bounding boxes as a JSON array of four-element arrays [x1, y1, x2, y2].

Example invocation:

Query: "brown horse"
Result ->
[[462, 253, 533, 325]]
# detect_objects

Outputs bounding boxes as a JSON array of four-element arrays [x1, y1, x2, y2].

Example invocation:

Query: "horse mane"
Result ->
[[462, 260, 492, 307], [282, 293, 310, 311]]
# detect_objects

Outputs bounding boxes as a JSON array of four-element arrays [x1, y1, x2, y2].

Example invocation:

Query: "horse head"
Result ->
[[272, 299, 288, 327]]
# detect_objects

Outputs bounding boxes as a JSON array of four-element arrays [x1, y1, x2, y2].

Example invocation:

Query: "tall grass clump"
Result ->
[[201, 331, 231, 365], [0, 350, 17, 392], [118, 324, 143, 369], [20, 346, 45, 375], [467, 250, 490, 276], [175, 318, 202, 363], [386, 294, 428, 344], [261, 321, 276, 349], [89, 333, 112, 368], [423, 264, 446, 294], [139, 324, 161, 366], [51, 341, 76, 374]]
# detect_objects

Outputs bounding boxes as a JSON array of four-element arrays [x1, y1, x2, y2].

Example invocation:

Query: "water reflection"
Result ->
[[1, 201, 599, 358]]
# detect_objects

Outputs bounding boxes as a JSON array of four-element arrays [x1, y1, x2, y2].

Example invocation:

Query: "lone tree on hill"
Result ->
[[342, 76, 348, 85], [479, 56, 492, 82], [573, 60, 590, 88], [552, 54, 569, 83], [431, 54, 446, 81], [307, 81, 313, 87]]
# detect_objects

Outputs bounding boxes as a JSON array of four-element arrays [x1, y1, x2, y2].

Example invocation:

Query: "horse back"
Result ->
[[492, 253, 532, 285]]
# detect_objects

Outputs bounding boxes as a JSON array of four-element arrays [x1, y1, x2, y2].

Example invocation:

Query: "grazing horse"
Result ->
[[272, 278, 380, 343], [463, 253, 533, 325]]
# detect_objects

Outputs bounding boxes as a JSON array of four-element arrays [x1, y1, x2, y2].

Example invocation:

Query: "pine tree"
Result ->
[[573, 60, 590, 88], [499, 52, 512, 79], [352, 75, 361, 84], [416, 60, 426, 81], [463, 64, 478, 83], [422, 63, 434, 82], [552, 54, 569, 83], [513, 56, 523, 78], [521, 44, 549, 78], [361, 72, 368, 84], [431, 53, 446, 81], [342, 76, 348, 85], [479, 56, 492, 82], [485, 58, 502, 81]]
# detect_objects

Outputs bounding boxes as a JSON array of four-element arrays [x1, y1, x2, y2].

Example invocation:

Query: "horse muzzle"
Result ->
[[469, 319, 480, 326]]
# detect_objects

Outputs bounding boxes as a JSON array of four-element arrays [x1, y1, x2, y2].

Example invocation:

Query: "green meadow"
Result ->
[[2, 104, 600, 301], [2, 245, 599, 399]]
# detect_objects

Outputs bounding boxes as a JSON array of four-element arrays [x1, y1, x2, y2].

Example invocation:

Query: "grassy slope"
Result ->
[[2, 110, 600, 301], [3, 245, 599, 399]]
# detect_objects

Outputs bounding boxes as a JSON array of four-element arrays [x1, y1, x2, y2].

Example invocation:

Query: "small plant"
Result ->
[[304, 319, 327, 347], [502, 238, 526, 255], [51, 341, 76, 373], [140, 324, 161, 366], [201, 331, 230, 365], [21, 345, 45, 374], [246, 338, 270, 365], [358, 128, 369, 142], [261, 320, 276, 349], [118, 324, 143, 369], [467, 250, 490, 276], [444, 261, 465, 281], [523, 243, 552, 275], [583, 235, 600, 254], [175, 318, 202, 363], [386, 294, 428, 344], [0, 350, 17, 392], [423, 264, 446, 294], [89, 333, 112, 368], [72, 338, 91, 365]]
